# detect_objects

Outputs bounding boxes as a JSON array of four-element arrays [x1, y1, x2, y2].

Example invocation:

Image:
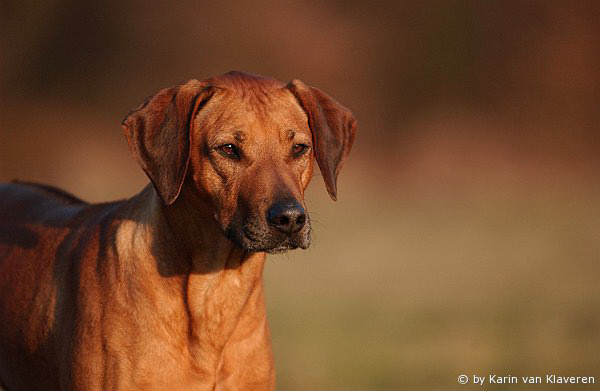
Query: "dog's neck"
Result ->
[[131, 184, 252, 271], [120, 185, 268, 375]]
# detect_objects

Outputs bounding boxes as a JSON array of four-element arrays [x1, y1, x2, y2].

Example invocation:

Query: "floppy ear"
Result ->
[[287, 79, 357, 200], [122, 80, 214, 205]]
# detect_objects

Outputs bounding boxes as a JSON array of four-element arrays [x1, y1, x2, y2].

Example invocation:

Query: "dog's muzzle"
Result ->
[[225, 200, 311, 253]]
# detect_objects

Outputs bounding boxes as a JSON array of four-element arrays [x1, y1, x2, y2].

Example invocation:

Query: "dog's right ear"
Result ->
[[122, 80, 214, 205]]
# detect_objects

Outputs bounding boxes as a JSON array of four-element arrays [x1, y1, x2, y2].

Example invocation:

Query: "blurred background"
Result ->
[[1, 1, 599, 390]]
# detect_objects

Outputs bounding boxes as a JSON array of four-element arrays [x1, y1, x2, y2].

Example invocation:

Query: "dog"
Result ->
[[0, 71, 356, 390]]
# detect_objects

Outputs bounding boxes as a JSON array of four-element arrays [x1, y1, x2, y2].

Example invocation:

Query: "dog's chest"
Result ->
[[93, 263, 263, 389]]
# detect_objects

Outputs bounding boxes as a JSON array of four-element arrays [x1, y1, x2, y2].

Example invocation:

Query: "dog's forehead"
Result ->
[[195, 81, 310, 141]]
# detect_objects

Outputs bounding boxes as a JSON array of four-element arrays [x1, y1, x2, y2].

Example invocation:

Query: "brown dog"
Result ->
[[0, 71, 356, 390]]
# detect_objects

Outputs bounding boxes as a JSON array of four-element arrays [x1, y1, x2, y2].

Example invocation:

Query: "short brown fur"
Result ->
[[0, 71, 356, 390]]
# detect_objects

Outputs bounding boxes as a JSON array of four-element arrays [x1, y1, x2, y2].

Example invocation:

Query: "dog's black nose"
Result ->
[[267, 200, 306, 234]]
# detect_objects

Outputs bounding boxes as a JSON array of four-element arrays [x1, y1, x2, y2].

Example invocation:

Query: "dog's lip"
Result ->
[[242, 226, 262, 242], [262, 237, 301, 254], [240, 227, 302, 253]]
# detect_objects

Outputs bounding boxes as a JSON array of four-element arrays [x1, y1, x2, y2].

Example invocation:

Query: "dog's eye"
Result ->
[[218, 144, 240, 159], [292, 144, 309, 158]]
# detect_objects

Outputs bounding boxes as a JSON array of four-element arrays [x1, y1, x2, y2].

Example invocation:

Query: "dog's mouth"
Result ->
[[225, 221, 311, 254]]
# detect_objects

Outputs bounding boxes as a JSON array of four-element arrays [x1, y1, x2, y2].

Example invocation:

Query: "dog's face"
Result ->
[[189, 81, 315, 253], [123, 72, 356, 254]]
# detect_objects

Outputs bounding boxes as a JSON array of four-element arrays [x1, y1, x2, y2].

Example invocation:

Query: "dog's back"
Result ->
[[0, 182, 121, 390], [0, 181, 91, 259], [0, 181, 87, 221]]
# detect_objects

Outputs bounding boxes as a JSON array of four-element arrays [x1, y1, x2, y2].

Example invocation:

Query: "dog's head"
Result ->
[[122, 71, 356, 253]]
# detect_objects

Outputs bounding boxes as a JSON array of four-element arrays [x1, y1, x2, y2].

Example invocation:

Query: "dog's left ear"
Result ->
[[287, 80, 356, 200], [122, 80, 214, 205]]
